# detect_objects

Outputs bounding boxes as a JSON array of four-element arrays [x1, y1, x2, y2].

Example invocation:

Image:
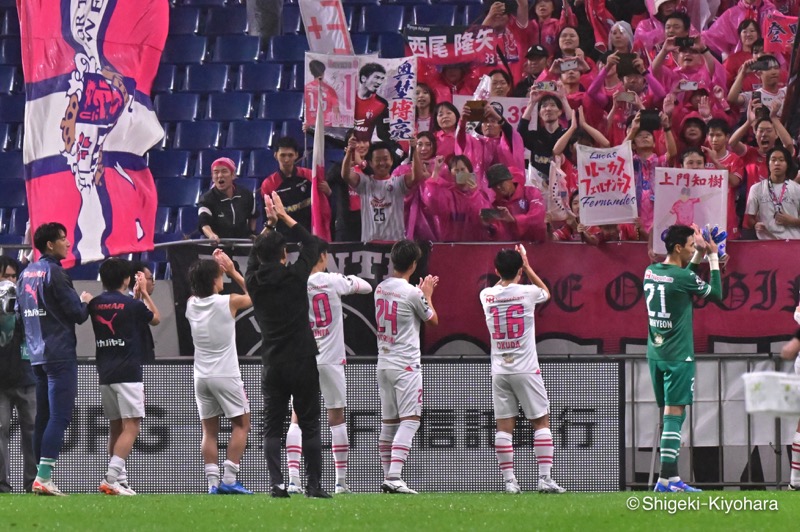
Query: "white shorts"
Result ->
[[795, 356, 800, 376], [100, 382, 145, 420], [319, 364, 347, 409], [492, 372, 550, 420], [195, 377, 250, 420], [377, 368, 422, 419]]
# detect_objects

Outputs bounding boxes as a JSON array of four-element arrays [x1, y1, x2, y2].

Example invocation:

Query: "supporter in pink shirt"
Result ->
[[704, 0, 779, 59], [482, 164, 547, 242], [530, 0, 577, 57], [431, 102, 460, 162], [703, 118, 744, 239], [652, 37, 726, 95], [415, 83, 436, 133], [419, 61, 481, 105], [633, 0, 681, 62], [480, 1, 536, 84]]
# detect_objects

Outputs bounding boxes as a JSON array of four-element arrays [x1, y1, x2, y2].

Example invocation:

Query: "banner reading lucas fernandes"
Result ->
[[19, 0, 167, 266]]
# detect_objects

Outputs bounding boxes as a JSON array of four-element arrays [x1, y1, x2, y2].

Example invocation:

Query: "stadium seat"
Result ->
[[0, 150, 23, 179], [235, 177, 258, 194], [325, 148, 345, 164], [154, 93, 200, 122], [205, 6, 248, 35], [358, 5, 404, 33], [377, 33, 407, 59], [196, 149, 245, 177], [173, 121, 222, 150], [386, 0, 431, 4], [154, 206, 172, 234], [343, 5, 356, 31], [156, 178, 202, 207], [162, 35, 207, 65], [281, 3, 302, 34], [0, 234, 22, 257], [1, 10, 19, 36], [67, 262, 101, 281], [280, 120, 306, 147], [462, 3, 484, 24], [207, 92, 253, 121], [267, 35, 309, 63], [184, 64, 229, 92], [211, 35, 261, 64], [0, 38, 20, 64], [0, 64, 16, 93], [169, 6, 201, 35], [8, 207, 27, 236], [238, 63, 282, 93], [259, 91, 303, 121], [0, 122, 11, 150], [0, 178, 25, 207], [152, 64, 177, 93], [182, 0, 225, 6], [176, 206, 200, 237], [148, 149, 192, 178], [413, 4, 457, 25], [0, 93, 23, 122], [350, 33, 371, 55], [285, 63, 305, 91], [247, 148, 279, 177], [226, 120, 275, 150], [341, 0, 379, 4]]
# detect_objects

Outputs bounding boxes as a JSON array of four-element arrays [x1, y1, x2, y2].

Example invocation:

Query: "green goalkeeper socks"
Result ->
[[659, 415, 683, 478], [37, 458, 56, 481]]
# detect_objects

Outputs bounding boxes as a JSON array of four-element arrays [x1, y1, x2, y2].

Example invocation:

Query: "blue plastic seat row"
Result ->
[[154, 91, 304, 122]]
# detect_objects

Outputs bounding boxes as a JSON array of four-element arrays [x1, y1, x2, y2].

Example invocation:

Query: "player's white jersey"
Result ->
[[479, 283, 548, 375], [307, 271, 372, 365], [355, 173, 408, 242], [374, 277, 434, 371]]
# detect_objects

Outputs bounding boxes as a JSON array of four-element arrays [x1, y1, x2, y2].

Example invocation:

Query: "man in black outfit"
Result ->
[[245, 191, 330, 499]]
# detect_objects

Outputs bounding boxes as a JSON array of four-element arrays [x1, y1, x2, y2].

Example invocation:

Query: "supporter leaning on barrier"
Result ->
[[198, 157, 257, 242]]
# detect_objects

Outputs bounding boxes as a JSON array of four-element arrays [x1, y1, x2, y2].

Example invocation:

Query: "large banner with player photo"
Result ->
[[299, 0, 353, 55], [652, 167, 728, 255], [403, 25, 494, 65], [303, 53, 358, 129], [575, 142, 638, 226], [356, 56, 418, 141]]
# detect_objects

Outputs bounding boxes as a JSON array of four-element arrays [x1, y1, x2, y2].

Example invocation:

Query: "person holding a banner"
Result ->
[[480, 1, 534, 84], [459, 102, 526, 186], [743, 145, 800, 240], [483, 164, 547, 242], [329, 129, 367, 242], [354, 63, 391, 143], [704, 119, 744, 239]]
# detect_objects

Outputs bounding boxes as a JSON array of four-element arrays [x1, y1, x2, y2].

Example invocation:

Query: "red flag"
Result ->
[[311, 80, 332, 241], [762, 12, 798, 56]]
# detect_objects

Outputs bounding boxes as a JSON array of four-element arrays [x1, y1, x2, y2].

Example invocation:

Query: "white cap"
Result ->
[[654, 0, 676, 12]]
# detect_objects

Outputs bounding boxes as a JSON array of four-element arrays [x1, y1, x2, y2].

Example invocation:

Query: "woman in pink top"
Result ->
[[415, 83, 436, 133], [530, 0, 577, 57], [431, 102, 460, 162]]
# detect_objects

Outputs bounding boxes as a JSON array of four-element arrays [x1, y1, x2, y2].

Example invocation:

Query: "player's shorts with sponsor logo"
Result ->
[[377, 367, 422, 419], [100, 382, 146, 420], [648, 359, 695, 407], [318, 364, 347, 409], [492, 372, 550, 420], [195, 376, 250, 420]]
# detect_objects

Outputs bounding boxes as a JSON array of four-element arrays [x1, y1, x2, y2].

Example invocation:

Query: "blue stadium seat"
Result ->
[[341, 0, 379, 4], [184, 64, 229, 93], [350, 33, 371, 55], [66, 262, 101, 281], [156, 178, 202, 207], [377, 33, 407, 59], [207, 92, 253, 121], [259, 91, 303, 121], [267, 35, 308, 63], [148, 150, 192, 178], [176, 206, 200, 237], [196, 149, 245, 177], [285, 63, 305, 91], [2, 10, 19, 36], [0, 233, 21, 257], [0, 38, 20, 65], [162, 35, 207, 65], [0, 178, 25, 207], [235, 177, 258, 194], [413, 4, 456, 25], [238, 63, 282, 93], [386, 0, 431, 3], [0, 150, 23, 179], [211, 35, 261, 64], [0, 123, 12, 151], [281, 3, 302, 34], [462, 3, 484, 24], [154, 206, 172, 234], [169, 6, 201, 35], [280, 120, 306, 147], [182, 0, 225, 6], [247, 149, 278, 178], [205, 6, 248, 35], [152, 64, 177, 93], [0, 64, 16, 93], [226, 120, 275, 150], [173, 121, 222, 150], [0, 93, 23, 122], [8, 207, 27, 236], [359, 5, 404, 33], [154, 93, 200, 122]]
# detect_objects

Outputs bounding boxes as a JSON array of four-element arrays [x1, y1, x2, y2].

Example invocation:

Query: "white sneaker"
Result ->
[[32, 478, 66, 496], [334, 482, 352, 494], [381, 479, 418, 494], [99, 479, 122, 495], [116, 481, 137, 496], [537, 476, 566, 494], [287, 481, 303, 494], [505, 479, 521, 494]]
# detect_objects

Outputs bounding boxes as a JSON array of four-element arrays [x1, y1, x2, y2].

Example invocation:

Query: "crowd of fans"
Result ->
[[199, 0, 800, 248]]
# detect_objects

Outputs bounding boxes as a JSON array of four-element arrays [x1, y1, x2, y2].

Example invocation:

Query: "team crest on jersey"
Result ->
[[654, 334, 663, 346], [486, 295, 495, 303], [518, 198, 528, 211], [376, 286, 382, 294], [502, 354, 514, 364], [366, 110, 374, 119], [370, 197, 392, 209]]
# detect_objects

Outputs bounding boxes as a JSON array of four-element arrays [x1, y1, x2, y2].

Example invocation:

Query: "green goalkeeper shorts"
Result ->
[[648, 359, 695, 407]]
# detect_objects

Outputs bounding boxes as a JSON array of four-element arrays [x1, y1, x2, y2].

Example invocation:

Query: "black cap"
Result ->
[[486, 164, 513, 188], [526, 45, 548, 59]]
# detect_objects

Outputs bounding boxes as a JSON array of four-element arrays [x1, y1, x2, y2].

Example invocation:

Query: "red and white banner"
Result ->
[[299, 0, 353, 55], [652, 167, 728, 254], [355, 56, 418, 141], [763, 12, 798, 57], [575, 142, 637, 226], [311, 80, 332, 241], [303, 52, 357, 129], [403, 24, 493, 66], [19, 0, 166, 266]]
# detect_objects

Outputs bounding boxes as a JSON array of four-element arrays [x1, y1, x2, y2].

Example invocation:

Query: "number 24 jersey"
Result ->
[[374, 277, 434, 371]]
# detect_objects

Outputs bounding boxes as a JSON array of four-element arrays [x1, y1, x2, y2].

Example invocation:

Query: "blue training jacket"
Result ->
[[17, 255, 89, 365]]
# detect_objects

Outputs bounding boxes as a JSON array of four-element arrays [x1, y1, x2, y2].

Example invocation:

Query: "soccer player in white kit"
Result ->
[[479, 245, 566, 494], [186, 250, 253, 495], [781, 304, 800, 490], [375, 240, 438, 494], [284, 238, 372, 495]]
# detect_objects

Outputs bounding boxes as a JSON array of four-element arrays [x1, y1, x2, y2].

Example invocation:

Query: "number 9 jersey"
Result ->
[[480, 283, 549, 375]]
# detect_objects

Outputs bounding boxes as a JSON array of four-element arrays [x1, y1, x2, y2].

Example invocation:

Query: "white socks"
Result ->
[[495, 432, 515, 482], [330, 423, 349, 484], [379, 423, 400, 479], [105, 455, 125, 484], [205, 463, 220, 489], [791, 432, 800, 486], [387, 420, 420, 479], [222, 459, 239, 485], [286, 422, 303, 483], [534, 428, 554, 479]]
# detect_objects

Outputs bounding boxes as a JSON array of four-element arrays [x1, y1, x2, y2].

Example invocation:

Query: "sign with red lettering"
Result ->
[[576, 142, 637, 226], [299, 0, 353, 55]]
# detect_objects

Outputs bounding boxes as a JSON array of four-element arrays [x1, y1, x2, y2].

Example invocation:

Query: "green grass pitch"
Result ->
[[1, 492, 798, 531]]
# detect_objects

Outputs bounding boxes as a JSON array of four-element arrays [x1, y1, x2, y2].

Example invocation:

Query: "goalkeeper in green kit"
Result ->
[[644, 225, 722, 493]]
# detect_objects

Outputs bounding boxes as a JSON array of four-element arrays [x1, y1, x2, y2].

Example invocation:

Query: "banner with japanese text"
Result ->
[[452, 95, 530, 132], [652, 167, 728, 254], [403, 25, 493, 65], [575, 142, 637, 226], [762, 12, 798, 57], [356, 56, 417, 141], [303, 53, 358, 129], [299, 0, 353, 55]]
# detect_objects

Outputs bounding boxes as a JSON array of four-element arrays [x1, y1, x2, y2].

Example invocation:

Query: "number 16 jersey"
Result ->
[[374, 277, 434, 371], [480, 283, 549, 375]]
